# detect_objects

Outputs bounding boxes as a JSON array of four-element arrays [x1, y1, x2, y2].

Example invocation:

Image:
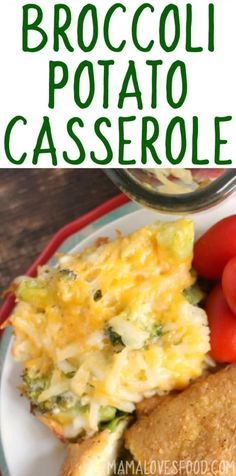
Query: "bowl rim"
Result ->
[[106, 169, 236, 213]]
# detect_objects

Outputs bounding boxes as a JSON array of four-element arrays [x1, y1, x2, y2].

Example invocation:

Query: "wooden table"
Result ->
[[0, 170, 118, 300]]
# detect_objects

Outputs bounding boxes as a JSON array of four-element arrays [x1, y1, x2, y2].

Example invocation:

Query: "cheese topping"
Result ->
[[10, 220, 210, 438]]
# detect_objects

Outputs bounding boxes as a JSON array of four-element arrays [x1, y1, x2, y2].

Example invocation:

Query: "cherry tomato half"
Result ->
[[193, 215, 236, 280], [205, 284, 236, 363], [222, 256, 236, 315]]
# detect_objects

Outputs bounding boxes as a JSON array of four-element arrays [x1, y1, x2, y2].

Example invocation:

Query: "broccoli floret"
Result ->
[[151, 323, 163, 338], [22, 371, 49, 408], [59, 269, 77, 281], [105, 325, 125, 349], [183, 284, 205, 306], [146, 323, 164, 345], [93, 289, 103, 302], [23, 371, 78, 414], [65, 370, 76, 379], [53, 392, 77, 411], [16, 278, 48, 308]]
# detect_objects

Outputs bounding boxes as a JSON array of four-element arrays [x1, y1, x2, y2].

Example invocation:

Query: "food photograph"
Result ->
[[1, 168, 236, 476]]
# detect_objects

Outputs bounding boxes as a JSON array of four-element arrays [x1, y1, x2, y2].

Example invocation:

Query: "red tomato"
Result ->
[[222, 256, 236, 315], [205, 284, 236, 362], [193, 215, 236, 279], [191, 169, 223, 182]]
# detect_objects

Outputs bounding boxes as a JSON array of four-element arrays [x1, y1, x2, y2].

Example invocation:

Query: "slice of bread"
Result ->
[[60, 419, 128, 476]]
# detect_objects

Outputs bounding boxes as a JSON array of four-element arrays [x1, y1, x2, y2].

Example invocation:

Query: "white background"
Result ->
[[0, 0, 236, 168]]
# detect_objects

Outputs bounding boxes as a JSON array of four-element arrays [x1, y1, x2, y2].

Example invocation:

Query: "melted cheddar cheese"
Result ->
[[10, 220, 210, 438]]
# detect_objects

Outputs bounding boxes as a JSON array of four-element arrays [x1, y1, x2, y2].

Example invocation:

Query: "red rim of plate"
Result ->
[[0, 193, 129, 330]]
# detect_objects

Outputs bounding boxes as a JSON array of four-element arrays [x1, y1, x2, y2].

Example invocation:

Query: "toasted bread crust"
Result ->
[[60, 420, 128, 476], [126, 365, 236, 476], [136, 393, 177, 418], [37, 416, 66, 443]]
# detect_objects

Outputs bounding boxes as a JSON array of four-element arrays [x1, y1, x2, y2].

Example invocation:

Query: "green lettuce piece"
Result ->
[[100, 411, 128, 432], [105, 415, 128, 432]]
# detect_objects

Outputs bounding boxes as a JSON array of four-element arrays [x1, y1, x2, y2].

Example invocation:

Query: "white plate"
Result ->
[[1, 197, 236, 476]]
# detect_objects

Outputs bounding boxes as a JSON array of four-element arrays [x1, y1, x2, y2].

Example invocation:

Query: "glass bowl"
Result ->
[[106, 169, 236, 213]]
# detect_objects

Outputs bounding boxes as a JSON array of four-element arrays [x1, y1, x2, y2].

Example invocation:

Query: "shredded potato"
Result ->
[[9, 220, 210, 438]]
